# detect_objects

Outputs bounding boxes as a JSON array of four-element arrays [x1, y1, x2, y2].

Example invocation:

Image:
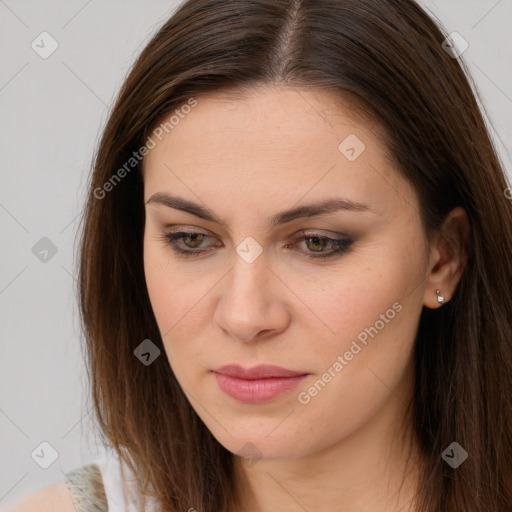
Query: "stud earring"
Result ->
[[436, 289, 445, 304]]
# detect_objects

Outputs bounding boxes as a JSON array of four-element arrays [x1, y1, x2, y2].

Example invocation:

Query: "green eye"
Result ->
[[164, 230, 218, 257], [163, 230, 353, 259], [291, 233, 353, 259]]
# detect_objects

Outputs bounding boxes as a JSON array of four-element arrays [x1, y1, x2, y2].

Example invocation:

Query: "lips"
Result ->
[[212, 364, 309, 404], [213, 364, 307, 379]]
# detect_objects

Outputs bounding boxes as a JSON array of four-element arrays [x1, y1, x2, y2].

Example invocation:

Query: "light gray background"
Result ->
[[1, 0, 511, 508]]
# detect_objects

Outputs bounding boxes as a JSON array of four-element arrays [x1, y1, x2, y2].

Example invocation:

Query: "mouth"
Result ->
[[212, 364, 309, 404]]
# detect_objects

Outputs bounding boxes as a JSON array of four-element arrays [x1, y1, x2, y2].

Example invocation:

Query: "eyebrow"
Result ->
[[145, 192, 381, 229]]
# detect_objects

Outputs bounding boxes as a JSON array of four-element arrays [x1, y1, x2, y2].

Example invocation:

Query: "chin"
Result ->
[[208, 425, 306, 462]]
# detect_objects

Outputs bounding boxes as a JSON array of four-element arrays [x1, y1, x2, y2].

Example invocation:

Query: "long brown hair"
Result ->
[[76, 0, 512, 510]]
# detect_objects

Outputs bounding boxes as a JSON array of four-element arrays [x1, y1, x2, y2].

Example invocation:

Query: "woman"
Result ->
[[10, 0, 512, 511]]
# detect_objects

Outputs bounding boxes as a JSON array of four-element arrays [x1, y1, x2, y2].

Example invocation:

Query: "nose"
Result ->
[[213, 254, 290, 343]]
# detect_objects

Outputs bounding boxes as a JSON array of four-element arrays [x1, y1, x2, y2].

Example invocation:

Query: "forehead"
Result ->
[[142, 85, 412, 219]]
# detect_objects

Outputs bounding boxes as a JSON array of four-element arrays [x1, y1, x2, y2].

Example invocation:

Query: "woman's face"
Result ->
[[142, 85, 430, 462]]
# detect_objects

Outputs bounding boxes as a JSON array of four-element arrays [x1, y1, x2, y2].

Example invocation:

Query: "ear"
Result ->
[[423, 206, 470, 309]]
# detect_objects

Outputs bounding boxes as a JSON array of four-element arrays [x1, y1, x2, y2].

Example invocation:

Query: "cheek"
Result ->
[[301, 236, 424, 374], [143, 242, 216, 381], [289, 252, 422, 448], [306, 258, 407, 335], [144, 244, 171, 327], [143, 238, 199, 330]]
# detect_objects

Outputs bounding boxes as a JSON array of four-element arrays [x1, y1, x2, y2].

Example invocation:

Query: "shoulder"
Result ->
[[7, 463, 108, 512], [6, 481, 77, 512]]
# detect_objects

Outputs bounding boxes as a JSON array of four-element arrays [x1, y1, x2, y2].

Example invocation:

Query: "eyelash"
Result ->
[[162, 229, 353, 259]]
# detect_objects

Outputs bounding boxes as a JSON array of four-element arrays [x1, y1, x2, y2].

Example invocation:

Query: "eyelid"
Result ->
[[162, 225, 350, 241], [162, 226, 354, 260], [292, 229, 352, 240]]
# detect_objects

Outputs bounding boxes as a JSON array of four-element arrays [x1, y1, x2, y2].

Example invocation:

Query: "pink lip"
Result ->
[[212, 364, 308, 403], [214, 364, 306, 379]]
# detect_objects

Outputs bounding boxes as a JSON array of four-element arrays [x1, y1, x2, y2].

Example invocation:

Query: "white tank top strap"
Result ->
[[94, 454, 130, 512]]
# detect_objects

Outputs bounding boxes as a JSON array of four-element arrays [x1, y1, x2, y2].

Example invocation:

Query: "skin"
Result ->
[[142, 85, 469, 512]]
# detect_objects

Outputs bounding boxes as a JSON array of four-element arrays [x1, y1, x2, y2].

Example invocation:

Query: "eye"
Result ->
[[162, 229, 220, 258], [161, 229, 353, 259], [286, 231, 353, 259]]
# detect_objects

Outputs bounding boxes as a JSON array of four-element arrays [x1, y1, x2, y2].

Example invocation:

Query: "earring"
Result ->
[[436, 289, 445, 304]]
